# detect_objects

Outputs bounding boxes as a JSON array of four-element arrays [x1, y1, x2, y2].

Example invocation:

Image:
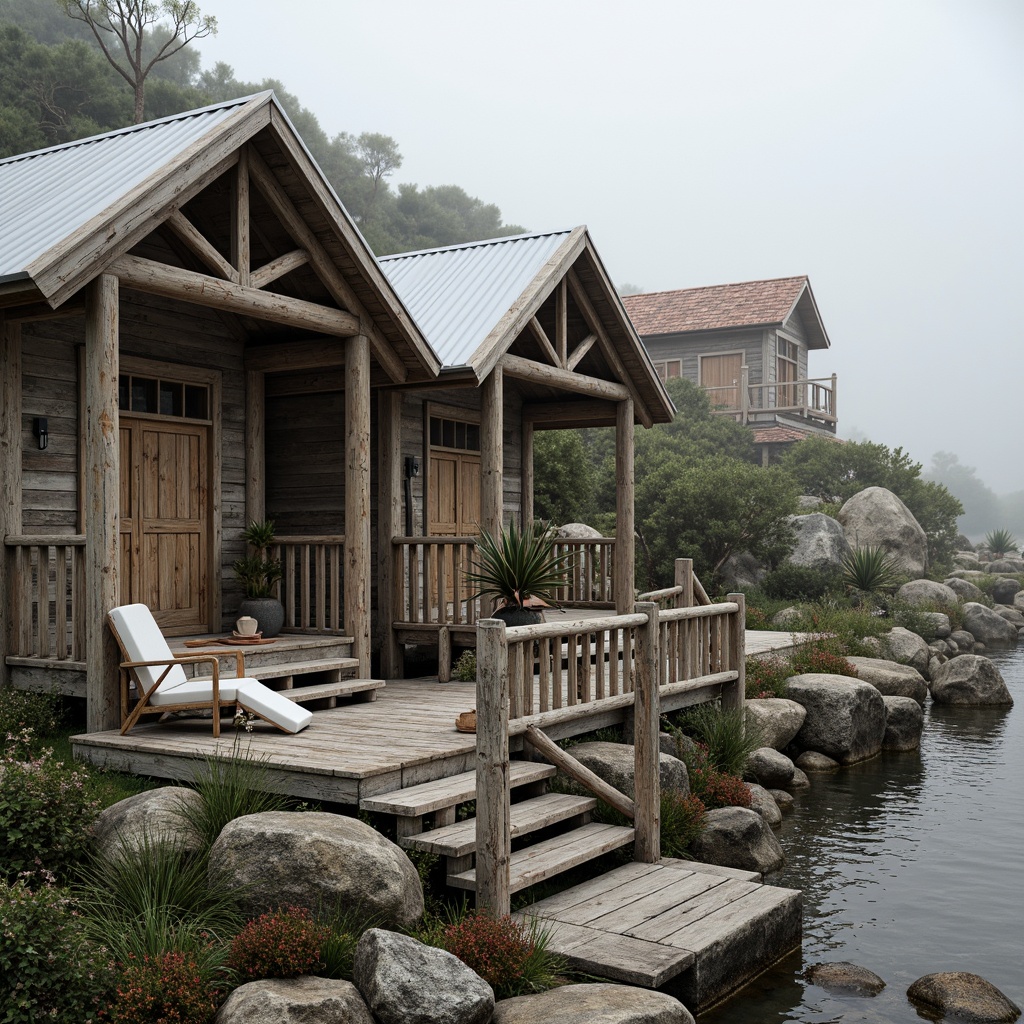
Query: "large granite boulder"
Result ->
[[996, 606, 1024, 627], [746, 783, 783, 828], [986, 558, 1024, 574], [216, 977, 374, 1024], [744, 698, 806, 750], [91, 786, 204, 861], [743, 747, 795, 789], [991, 578, 1022, 604], [880, 627, 931, 676], [882, 696, 924, 751], [795, 751, 840, 773], [556, 523, 606, 597], [907, 972, 1021, 1023], [944, 577, 985, 602], [719, 551, 766, 590], [806, 961, 886, 996], [786, 513, 851, 570], [1015, 592, 1024, 612], [493, 983, 694, 1024], [917, 612, 952, 639], [950, 628, 976, 652], [929, 656, 1014, 706], [353, 929, 493, 1024], [786, 674, 886, 764], [566, 742, 690, 799], [659, 731, 699, 762], [771, 606, 805, 630], [844, 657, 928, 705], [962, 603, 1019, 644], [896, 579, 958, 608], [210, 812, 424, 927], [691, 807, 786, 874], [837, 487, 928, 576]]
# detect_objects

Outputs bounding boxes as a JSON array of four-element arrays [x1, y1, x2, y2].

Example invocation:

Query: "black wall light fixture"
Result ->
[[403, 456, 420, 536], [32, 417, 48, 450]]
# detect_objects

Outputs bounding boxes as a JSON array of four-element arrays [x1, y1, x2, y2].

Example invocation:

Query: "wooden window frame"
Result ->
[[652, 358, 682, 381]]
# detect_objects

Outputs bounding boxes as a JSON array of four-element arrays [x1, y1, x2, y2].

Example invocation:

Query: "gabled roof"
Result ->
[[0, 93, 439, 380], [381, 228, 674, 425], [622, 276, 830, 350]]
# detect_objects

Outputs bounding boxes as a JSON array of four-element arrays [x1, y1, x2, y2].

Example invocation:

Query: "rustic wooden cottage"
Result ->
[[622, 277, 837, 464], [0, 92, 440, 731], [0, 96, 675, 730]]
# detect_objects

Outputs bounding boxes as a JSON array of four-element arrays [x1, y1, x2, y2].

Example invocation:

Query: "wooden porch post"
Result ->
[[378, 390, 403, 678], [244, 369, 265, 526], [724, 592, 746, 715], [0, 316, 22, 691], [476, 617, 510, 917], [345, 333, 371, 674], [633, 600, 660, 863], [481, 365, 504, 538], [614, 397, 634, 613], [675, 558, 694, 607], [522, 418, 534, 525], [84, 275, 120, 732]]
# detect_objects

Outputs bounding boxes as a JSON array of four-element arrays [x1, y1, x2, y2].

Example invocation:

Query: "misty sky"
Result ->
[[196, 0, 1024, 492]]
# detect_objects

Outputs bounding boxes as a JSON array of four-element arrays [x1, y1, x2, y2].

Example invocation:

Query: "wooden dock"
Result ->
[[516, 858, 802, 1011]]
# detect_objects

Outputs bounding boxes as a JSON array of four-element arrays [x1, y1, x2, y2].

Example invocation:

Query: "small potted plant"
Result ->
[[233, 519, 285, 637], [465, 519, 570, 626]]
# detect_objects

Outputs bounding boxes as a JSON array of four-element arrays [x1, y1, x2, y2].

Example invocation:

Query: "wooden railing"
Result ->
[[705, 366, 837, 427], [551, 537, 615, 607], [4, 535, 86, 662], [474, 591, 746, 915], [392, 536, 480, 626], [271, 535, 346, 633]]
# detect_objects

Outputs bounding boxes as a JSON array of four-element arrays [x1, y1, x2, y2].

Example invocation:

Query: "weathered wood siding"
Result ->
[[644, 328, 764, 385]]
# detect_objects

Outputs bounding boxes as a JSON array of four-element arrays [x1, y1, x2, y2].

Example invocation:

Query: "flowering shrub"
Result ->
[[0, 877, 114, 1024], [791, 644, 857, 677], [745, 656, 791, 699], [441, 912, 561, 998], [683, 743, 752, 810], [0, 691, 65, 755], [229, 906, 325, 980], [0, 746, 99, 882], [109, 950, 218, 1024]]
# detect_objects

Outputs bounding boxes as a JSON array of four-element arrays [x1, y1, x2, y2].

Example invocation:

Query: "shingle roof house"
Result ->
[[622, 276, 837, 464]]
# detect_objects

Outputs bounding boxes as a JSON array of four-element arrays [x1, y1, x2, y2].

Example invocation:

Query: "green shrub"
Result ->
[[452, 650, 477, 681], [229, 906, 326, 980], [0, 878, 114, 1023], [0, 691, 65, 753], [108, 950, 219, 1024], [682, 745, 753, 810], [670, 704, 762, 776], [0, 745, 99, 882], [762, 563, 839, 601], [440, 912, 563, 999], [745, 655, 791, 699], [659, 791, 707, 859], [315, 904, 366, 980]]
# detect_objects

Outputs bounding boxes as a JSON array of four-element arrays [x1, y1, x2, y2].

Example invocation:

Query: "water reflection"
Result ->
[[698, 646, 1023, 1023]]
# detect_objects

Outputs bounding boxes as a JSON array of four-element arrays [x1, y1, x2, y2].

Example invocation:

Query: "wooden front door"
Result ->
[[120, 417, 209, 634], [700, 353, 743, 410]]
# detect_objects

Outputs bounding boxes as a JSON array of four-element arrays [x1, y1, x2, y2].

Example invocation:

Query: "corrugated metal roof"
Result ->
[[379, 230, 573, 367], [0, 98, 253, 283]]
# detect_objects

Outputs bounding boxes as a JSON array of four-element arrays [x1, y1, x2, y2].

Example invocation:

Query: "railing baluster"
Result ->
[[540, 637, 551, 712], [55, 546, 68, 660]]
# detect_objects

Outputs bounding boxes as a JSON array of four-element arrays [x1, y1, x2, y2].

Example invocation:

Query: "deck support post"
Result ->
[[724, 593, 746, 715], [675, 558, 694, 607], [0, 316, 22, 690], [633, 601, 660, 862], [481, 366, 503, 537], [522, 418, 534, 525], [84, 275, 121, 733], [614, 398, 634, 613], [378, 390, 403, 678], [345, 333, 371, 675], [475, 618, 510, 917]]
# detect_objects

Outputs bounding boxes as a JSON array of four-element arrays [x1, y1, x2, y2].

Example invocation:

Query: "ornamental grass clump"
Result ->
[[0, 877, 115, 1024], [672, 704, 762, 776], [659, 791, 707, 859], [109, 950, 219, 1024], [440, 912, 563, 999], [841, 545, 904, 597], [229, 906, 326, 980], [983, 528, 1018, 557]]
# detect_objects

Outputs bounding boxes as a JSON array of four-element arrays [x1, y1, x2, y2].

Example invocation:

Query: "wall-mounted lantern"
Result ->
[[32, 417, 48, 450]]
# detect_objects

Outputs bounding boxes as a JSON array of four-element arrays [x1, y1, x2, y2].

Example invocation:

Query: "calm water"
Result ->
[[700, 645, 1023, 1023]]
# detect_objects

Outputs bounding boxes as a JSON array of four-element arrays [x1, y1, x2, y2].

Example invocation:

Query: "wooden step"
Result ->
[[448, 822, 635, 894], [401, 793, 597, 858], [360, 761, 556, 817], [279, 678, 384, 704], [251, 658, 358, 684]]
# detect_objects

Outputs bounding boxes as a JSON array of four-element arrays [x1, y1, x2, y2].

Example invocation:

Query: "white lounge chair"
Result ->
[[108, 604, 313, 736]]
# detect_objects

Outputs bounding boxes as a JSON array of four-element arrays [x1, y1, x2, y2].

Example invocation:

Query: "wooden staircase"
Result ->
[[360, 760, 635, 894]]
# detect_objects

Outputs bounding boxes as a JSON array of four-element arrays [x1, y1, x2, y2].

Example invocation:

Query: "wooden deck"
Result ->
[[516, 858, 802, 1011]]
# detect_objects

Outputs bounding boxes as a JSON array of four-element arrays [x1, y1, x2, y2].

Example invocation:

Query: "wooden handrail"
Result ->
[[5, 534, 86, 546]]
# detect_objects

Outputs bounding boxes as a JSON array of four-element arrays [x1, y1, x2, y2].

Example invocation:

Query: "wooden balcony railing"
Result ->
[[271, 535, 346, 633], [550, 537, 615, 607], [705, 367, 837, 427], [4, 535, 86, 662], [393, 536, 481, 627]]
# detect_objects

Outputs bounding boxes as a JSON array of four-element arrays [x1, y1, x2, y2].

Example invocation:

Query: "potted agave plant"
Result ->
[[233, 519, 285, 638], [465, 519, 570, 626]]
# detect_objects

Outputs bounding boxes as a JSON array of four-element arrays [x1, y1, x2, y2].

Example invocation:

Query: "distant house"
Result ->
[[622, 276, 837, 464]]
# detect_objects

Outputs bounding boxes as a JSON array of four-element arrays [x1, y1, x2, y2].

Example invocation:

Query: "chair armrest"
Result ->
[[166, 649, 246, 677]]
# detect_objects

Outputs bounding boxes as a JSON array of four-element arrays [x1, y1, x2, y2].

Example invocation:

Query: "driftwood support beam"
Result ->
[[166, 211, 238, 283], [250, 249, 309, 289], [476, 618, 511, 917], [110, 255, 359, 336], [345, 334, 372, 674], [500, 353, 630, 402], [527, 317, 560, 368], [633, 602, 660, 862], [0, 316, 22, 690], [524, 724, 635, 820]]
